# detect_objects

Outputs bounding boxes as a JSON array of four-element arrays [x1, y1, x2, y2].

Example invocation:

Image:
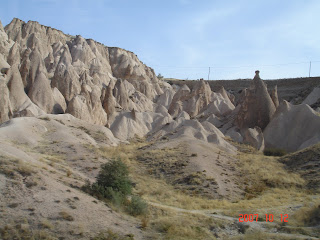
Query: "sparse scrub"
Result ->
[[93, 229, 134, 240], [292, 203, 320, 226], [263, 148, 287, 156], [126, 195, 148, 216], [0, 223, 56, 240], [0, 156, 36, 178], [59, 211, 74, 221]]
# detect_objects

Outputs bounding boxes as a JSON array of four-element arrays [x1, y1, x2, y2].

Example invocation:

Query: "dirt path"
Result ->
[[148, 201, 319, 239]]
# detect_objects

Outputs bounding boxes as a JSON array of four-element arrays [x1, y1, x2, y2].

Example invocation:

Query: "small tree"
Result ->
[[157, 73, 164, 79], [96, 159, 132, 198]]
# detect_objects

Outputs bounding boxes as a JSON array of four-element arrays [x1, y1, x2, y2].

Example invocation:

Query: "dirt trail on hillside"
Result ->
[[148, 201, 319, 239]]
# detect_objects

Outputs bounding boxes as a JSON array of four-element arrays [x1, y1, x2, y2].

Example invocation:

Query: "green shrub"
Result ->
[[96, 159, 132, 198], [263, 148, 287, 156], [83, 159, 148, 217], [126, 196, 148, 216]]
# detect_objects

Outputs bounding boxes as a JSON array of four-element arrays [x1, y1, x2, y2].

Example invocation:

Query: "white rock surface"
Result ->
[[264, 100, 320, 151]]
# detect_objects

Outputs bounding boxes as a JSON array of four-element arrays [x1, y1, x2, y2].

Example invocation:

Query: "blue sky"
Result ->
[[1, 0, 320, 80]]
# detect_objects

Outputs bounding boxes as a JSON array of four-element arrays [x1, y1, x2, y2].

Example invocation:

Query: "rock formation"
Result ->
[[264, 100, 320, 152], [302, 87, 320, 106], [235, 71, 276, 130], [0, 18, 164, 128], [241, 127, 265, 151], [270, 85, 279, 108], [1, 17, 319, 153]]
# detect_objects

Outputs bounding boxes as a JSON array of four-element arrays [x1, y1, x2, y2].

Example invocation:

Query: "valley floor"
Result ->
[[0, 115, 319, 239]]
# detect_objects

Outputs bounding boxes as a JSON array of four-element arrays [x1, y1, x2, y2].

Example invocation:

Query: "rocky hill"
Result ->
[[0, 18, 320, 239]]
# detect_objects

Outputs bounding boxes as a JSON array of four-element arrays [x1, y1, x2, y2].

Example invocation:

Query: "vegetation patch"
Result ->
[[263, 148, 287, 156], [83, 158, 148, 217]]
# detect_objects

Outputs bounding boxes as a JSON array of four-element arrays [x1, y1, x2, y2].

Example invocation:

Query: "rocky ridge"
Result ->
[[1, 18, 320, 153]]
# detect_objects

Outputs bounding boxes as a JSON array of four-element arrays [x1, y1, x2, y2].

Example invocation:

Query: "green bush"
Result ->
[[126, 196, 148, 216], [263, 148, 287, 156], [96, 159, 132, 198], [83, 159, 148, 217]]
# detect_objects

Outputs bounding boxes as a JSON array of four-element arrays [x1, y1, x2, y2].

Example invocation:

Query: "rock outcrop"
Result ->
[[168, 80, 234, 118], [264, 100, 320, 151], [28, 71, 55, 113], [235, 71, 276, 130], [241, 127, 264, 151], [302, 87, 320, 106], [270, 85, 279, 108], [0, 76, 12, 122], [0, 18, 165, 128]]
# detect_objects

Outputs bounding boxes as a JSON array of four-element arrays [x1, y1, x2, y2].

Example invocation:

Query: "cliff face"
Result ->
[[0, 18, 162, 125]]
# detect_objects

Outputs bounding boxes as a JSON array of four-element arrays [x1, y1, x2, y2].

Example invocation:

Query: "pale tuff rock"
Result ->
[[0, 76, 13, 123], [0, 53, 10, 74], [177, 111, 190, 120], [52, 87, 67, 114], [202, 91, 235, 117], [5, 18, 69, 58], [2, 18, 167, 126], [113, 79, 129, 110], [7, 42, 20, 65], [270, 85, 279, 108], [168, 84, 191, 116], [28, 71, 55, 113], [206, 114, 223, 128], [156, 88, 176, 109], [225, 127, 243, 143], [110, 111, 170, 141], [51, 48, 81, 101], [169, 80, 234, 118], [0, 20, 14, 57], [154, 104, 170, 117], [129, 91, 154, 112], [7, 66, 45, 117], [20, 48, 47, 93], [302, 87, 320, 106], [150, 118, 236, 153], [241, 127, 264, 151], [6, 64, 30, 111], [102, 85, 116, 118], [108, 47, 162, 99], [264, 100, 320, 151], [89, 85, 108, 125], [235, 71, 276, 130], [66, 95, 93, 123]]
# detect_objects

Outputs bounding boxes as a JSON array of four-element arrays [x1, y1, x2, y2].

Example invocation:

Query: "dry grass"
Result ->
[[238, 152, 305, 191], [291, 202, 320, 227], [147, 207, 216, 240], [0, 222, 56, 240], [0, 155, 36, 178], [59, 211, 74, 221], [81, 138, 320, 238]]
